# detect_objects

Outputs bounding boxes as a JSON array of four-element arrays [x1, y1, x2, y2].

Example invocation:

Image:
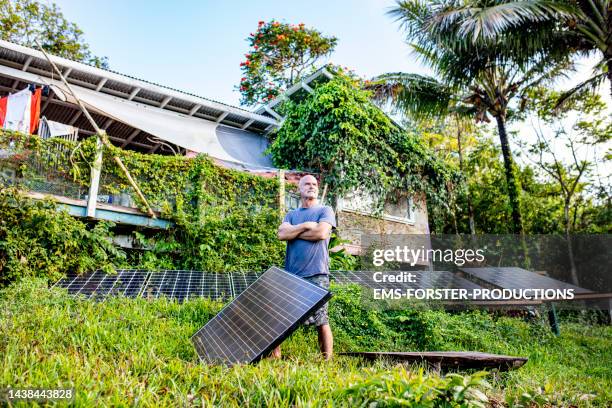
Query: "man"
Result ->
[[273, 174, 336, 360]]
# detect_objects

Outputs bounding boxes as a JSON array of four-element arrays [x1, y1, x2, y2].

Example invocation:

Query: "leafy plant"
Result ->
[[0, 187, 125, 285], [329, 231, 359, 271], [268, 74, 459, 214], [339, 369, 490, 407]]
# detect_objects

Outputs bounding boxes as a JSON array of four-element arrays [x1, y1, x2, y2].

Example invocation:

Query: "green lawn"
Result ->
[[1, 279, 610, 407]]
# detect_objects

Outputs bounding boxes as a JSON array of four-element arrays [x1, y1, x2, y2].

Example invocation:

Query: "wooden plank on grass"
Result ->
[[340, 351, 527, 372]]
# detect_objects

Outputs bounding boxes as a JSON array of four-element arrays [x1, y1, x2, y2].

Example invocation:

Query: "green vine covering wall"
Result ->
[[0, 130, 286, 282], [0, 187, 125, 286], [267, 74, 460, 213]]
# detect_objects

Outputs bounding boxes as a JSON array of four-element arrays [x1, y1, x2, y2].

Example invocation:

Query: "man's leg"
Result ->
[[317, 324, 333, 360], [270, 345, 281, 359]]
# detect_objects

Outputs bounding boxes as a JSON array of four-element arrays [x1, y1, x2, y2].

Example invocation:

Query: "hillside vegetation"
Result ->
[[1, 279, 610, 407]]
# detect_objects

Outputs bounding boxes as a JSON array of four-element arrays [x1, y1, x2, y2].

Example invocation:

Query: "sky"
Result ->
[[53, 0, 429, 107], [53, 0, 610, 181]]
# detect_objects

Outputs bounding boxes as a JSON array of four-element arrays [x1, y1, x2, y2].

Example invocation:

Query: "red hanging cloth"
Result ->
[[30, 87, 42, 133]]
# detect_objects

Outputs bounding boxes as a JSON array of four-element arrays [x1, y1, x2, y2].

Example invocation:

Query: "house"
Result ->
[[0, 40, 429, 255], [255, 68, 431, 255]]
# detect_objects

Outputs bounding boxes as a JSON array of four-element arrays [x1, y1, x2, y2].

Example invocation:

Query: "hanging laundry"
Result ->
[[0, 87, 42, 134], [30, 87, 42, 133], [0, 88, 31, 133]]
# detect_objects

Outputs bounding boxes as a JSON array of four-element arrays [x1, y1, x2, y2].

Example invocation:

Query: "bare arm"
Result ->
[[277, 221, 318, 241], [296, 221, 333, 241]]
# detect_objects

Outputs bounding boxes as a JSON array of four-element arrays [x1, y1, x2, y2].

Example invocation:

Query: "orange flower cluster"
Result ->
[[239, 19, 336, 105]]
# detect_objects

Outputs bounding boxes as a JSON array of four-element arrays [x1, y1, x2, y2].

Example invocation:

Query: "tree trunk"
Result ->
[[452, 205, 459, 235], [494, 115, 523, 234], [564, 200, 580, 286], [456, 123, 476, 234], [608, 57, 612, 100]]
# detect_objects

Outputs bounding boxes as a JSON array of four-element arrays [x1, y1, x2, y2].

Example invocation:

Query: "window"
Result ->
[[338, 189, 415, 224], [383, 195, 415, 223]]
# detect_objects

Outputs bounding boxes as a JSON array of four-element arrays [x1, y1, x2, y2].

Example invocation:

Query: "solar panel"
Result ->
[[331, 270, 482, 291], [140, 270, 261, 301], [52, 269, 149, 298], [191, 266, 331, 366], [54, 269, 263, 302], [229, 272, 252, 299], [459, 267, 592, 294], [142, 270, 187, 301], [114, 269, 150, 297]]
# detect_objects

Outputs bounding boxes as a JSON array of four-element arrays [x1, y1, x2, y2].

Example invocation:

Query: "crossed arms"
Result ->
[[277, 221, 333, 241]]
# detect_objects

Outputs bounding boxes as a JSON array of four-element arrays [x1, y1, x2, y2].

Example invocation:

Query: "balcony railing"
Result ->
[[1, 132, 280, 222]]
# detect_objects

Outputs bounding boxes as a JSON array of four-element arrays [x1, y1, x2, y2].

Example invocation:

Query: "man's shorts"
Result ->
[[302, 274, 330, 327]]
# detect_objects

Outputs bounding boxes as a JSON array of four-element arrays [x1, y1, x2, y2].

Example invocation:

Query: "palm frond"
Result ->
[[554, 71, 608, 110], [515, 55, 574, 92], [368, 72, 455, 118], [452, 104, 478, 119], [387, 1, 433, 42], [428, 1, 579, 42]]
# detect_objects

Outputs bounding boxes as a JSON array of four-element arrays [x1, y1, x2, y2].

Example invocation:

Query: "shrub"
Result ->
[[0, 188, 125, 285], [339, 369, 490, 407]]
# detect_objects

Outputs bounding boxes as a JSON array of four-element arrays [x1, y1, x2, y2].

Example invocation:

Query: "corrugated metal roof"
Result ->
[[255, 67, 334, 116], [0, 39, 280, 133]]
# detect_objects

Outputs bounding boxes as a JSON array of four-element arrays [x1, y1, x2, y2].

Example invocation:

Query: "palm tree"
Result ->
[[427, 0, 612, 103], [369, 73, 478, 234], [372, 0, 572, 234]]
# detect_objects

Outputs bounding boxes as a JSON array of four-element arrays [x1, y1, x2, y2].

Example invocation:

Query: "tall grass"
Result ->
[[1, 279, 610, 406]]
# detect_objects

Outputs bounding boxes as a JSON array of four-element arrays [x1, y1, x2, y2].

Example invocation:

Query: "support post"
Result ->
[[548, 303, 560, 336], [86, 137, 103, 217], [320, 183, 328, 205], [278, 169, 285, 215], [35, 40, 156, 218]]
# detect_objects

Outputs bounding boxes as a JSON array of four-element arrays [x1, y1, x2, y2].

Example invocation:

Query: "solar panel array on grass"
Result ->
[[56, 268, 594, 307], [459, 267, 592, 293], [54, 269, 483, 301], [331, 270, 481, 290], [53, 270, 150, 299]]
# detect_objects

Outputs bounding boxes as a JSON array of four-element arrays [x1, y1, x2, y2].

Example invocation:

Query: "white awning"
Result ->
[[70, 86, 237, 162], [0, 63, 243, 162]]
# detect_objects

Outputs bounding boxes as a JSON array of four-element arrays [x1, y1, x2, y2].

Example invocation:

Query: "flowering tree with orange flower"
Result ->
[[238, 20, 337, 106]]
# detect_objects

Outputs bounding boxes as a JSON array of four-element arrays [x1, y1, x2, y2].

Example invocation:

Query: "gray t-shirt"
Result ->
[[283, 205, 336, 278]]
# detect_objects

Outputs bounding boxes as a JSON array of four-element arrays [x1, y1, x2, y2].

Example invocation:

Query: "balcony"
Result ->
[[1, 133, 172, 229]]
